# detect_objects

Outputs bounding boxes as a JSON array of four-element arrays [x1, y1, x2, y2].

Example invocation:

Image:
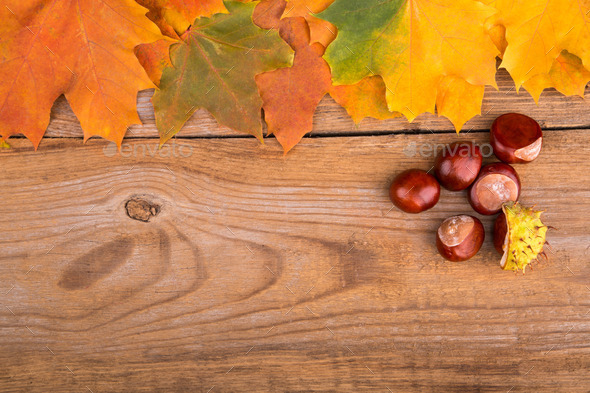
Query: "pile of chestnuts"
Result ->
[[389, 113, 543, 262]]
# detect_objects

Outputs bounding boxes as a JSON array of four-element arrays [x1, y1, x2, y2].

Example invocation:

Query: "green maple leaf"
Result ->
[[317, 0, 498, 124], [153, 1, 294, 143]]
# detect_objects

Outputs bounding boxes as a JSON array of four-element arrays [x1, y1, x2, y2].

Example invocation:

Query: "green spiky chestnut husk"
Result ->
[[494, 202, 548, 272]]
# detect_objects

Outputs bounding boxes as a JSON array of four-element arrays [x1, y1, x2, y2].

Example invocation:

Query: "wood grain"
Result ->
[[1, 130, 589, 392], [42, 69, 590, 142]]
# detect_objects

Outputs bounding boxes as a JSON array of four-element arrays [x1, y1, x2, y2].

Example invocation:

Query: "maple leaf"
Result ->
[[135, 39, 175, 86], [256, 16, 332, 153], [143, 0, 255, 36], [136, 0, 180, 39], [152, 0, 293, 144], [523, 51, 590, 103], [436, 76, 485, 131], [140, 0, 396, 151], [318, 0, 499, 127], [255, 0, 397, 152], [496, 0, 590, 90], [484, 19, 508, 58], [252, 0, 287, 29], [282, 0, 337, 47], [0, 0, 163, 148], [134, 0, 282, 86], [162, 0, 229, 34], [329, 75, 400, 124], [169, 0, 228, 19]]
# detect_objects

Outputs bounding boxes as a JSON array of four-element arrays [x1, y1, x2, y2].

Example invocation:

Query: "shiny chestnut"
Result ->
[[491, 113, 543, 163], [389, 169, 440, 213], [434, 141, 483, 190], [436, 215, 485, 261], [468, 163, 521, 215], [493, 211, 508, 255]]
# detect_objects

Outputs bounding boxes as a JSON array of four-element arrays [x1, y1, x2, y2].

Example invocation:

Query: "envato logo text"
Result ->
[[403, 141, 493, 158], [103, 141, 193, 158]]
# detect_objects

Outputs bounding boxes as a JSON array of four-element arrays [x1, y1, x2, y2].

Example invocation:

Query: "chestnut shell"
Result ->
[[468, 163, 521, 215], [436, 215, 485, 262], [434, 141, 483, 191], [491, 113, 543, 163], [389, 169, 440, 214]]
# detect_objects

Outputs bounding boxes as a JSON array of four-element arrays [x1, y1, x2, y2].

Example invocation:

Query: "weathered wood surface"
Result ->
[[44, 69, 590, 142], [1, 128, 589, 392]]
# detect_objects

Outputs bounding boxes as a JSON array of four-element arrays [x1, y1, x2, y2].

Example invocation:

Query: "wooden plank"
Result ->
[[43, 69, 590, 140], [1, 131, 589, 392]]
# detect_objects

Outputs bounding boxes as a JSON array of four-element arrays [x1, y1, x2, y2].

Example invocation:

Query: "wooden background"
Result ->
[[1, 70, 589, 392]]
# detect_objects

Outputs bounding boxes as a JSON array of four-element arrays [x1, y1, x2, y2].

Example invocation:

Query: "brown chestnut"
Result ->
[[468, 163, 520, 215], [493, 211, 508, 255], [389, 169, 440, 213], [491, 113, 543, 163], [434, 141, 483, 190], [436, 215, 485, 261]]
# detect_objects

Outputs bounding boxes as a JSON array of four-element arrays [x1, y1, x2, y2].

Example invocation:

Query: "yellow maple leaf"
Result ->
[[497, 0, 590, 89], [320, 0, 499, 128], [523, 50, 590, 102], [436, 76, 486, 132], [329, 75, 400, 124]]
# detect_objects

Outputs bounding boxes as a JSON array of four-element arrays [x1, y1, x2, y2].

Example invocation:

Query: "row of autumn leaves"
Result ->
[[1, 0, 589, 153]]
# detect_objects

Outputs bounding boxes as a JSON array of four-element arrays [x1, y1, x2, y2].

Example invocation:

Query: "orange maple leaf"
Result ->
[[282, 0, 337, 47], [0, 0, 163, 148], [256, 0, 398, 152], [163, 0, 229, 34], [135, 39, 176, 86], [252, 0, 332, 152], [168, 0, 228, 21], [251, 0, 288, 29], [136, 0, 180, 39], [256, 16, 332, 153]]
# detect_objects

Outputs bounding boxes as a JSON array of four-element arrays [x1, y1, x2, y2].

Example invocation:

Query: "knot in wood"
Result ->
[[125, 198, 160, 222]]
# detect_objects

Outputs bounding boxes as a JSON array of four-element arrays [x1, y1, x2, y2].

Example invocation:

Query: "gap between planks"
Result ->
[[38, 68, 590, 141]]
